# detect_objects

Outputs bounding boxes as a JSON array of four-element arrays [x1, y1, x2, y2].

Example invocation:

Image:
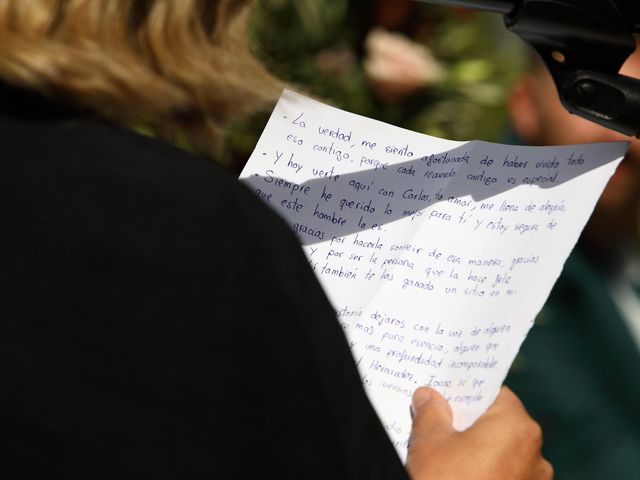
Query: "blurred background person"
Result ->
[[506, 40, 640, 480]]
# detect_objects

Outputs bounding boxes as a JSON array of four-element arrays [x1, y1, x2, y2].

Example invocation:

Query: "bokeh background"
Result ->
[[220, 0, 529, 172]]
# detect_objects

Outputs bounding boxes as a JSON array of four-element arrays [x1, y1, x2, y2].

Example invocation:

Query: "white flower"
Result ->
[[363, 28, 443, 101]]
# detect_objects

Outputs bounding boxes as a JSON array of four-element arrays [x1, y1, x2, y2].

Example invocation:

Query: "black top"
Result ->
[[0, 86, 407, 479]]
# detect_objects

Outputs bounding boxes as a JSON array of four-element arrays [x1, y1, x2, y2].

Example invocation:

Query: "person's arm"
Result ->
[[407, 386, 553, 480]]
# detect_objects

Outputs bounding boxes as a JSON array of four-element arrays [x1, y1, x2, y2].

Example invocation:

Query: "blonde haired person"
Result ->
[[0, 1, 551, 479]]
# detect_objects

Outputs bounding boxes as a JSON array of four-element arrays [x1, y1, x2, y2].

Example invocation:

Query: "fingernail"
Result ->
[[411, 388, 432, 415]]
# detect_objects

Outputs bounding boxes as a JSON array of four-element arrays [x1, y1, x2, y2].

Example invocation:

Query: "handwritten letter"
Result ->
[[239, 90, 628, 459]]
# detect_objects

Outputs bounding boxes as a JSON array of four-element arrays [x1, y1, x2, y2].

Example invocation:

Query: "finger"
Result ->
[[410, 387, 455, 443], [485, 386, 525, 415], [540, 459, 554, 480]]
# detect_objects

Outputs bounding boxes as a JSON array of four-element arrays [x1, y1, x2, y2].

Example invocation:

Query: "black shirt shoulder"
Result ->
[[0, 104, 407, 479]]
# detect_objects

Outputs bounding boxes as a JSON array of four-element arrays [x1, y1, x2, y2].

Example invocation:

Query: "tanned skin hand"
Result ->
[[406, 386, 553, 480]]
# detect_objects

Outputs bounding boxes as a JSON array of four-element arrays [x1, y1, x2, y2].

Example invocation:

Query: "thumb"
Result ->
[[410, 387, 455, 443]]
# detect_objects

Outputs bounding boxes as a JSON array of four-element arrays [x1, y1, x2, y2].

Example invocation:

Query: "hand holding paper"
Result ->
[[239, 90, 628, 459], [407, 386, 552, 480]]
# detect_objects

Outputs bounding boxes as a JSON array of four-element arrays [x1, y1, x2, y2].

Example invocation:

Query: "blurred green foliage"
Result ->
[[221, 0, 528, 171]]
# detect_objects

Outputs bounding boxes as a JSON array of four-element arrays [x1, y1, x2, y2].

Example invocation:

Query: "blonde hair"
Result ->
[[0, 0, 283, 151]]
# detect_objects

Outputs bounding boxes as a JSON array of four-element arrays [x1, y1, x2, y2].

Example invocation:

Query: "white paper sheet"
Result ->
[[239, 89, 628, 459]]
